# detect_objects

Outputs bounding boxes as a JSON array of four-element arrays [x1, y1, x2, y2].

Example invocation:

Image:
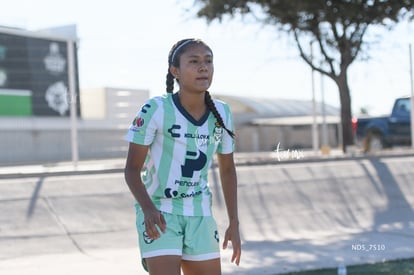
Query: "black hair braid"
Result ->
[[166, 70, 174, 93], [205, 91, 235, 139]]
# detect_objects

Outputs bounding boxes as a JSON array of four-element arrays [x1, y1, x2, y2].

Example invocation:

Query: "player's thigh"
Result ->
[[181, 258, 221, 275], [146, 255, 182, 275]]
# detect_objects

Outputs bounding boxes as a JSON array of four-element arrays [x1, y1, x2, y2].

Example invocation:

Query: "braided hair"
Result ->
[[166, 39, 235, 139]]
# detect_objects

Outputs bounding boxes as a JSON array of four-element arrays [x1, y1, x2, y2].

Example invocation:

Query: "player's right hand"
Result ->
[[143, 208, 166, 240]]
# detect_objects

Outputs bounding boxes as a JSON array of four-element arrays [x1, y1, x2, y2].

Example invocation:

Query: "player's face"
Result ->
[[175, 44, 214, 94]]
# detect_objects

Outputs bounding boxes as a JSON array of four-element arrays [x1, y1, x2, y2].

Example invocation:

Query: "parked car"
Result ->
[[354, 96, 411, 152]]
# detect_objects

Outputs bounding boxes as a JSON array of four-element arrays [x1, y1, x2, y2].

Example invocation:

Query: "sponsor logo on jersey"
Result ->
[[164, 188, 179, 198], [181, 150, 207, 178], [184, 133, 210, 139], [174, 179, 200, 187], [167, 124, 223, 147], [164, 188, 203, 199], [168, 124, 181, 138], [133, 117, 145, 127], [141, 103, 151, 113], [180, 190, 202, 198]]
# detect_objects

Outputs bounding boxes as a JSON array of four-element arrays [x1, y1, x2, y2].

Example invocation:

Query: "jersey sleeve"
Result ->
[[125, 98, 159, 145], [217, 102, 235, 154]]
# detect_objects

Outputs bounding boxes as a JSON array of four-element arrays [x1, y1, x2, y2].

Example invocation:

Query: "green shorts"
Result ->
[[135, 206, 220, 265]]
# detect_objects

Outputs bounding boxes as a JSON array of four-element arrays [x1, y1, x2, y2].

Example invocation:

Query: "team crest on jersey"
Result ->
[[132, 116, 145, 127], [213, 123, 223, 143]]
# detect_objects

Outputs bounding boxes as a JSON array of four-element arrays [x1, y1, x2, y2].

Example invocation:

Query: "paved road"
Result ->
[[1, 153, 414, 274]]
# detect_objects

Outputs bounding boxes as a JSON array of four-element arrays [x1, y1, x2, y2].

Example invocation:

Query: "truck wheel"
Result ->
[[364, 132, 384, 153]]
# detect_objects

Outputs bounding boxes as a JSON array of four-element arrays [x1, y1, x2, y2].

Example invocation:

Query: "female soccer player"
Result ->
[[124, 38, 241, 275]]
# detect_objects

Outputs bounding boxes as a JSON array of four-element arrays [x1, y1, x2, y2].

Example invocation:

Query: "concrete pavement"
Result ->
[[1, 150, 414, 274]]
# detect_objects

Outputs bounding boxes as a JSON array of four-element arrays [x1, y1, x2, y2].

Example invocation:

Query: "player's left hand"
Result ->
[[222, 221, 241, 265]]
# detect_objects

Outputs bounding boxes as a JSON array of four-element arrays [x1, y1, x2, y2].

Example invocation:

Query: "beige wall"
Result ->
[[80, 88, 106, 119], [80, 87, 149, 127]]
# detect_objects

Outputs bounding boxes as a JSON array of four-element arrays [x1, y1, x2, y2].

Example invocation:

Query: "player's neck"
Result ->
[[177, 90, 207, 121], [177, 90, 205, 111]]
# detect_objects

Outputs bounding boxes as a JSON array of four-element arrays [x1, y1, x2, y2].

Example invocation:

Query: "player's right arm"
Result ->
[[124, 143, 166, 240]]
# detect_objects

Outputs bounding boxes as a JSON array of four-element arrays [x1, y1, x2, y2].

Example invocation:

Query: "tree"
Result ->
[[189, 0, 414, 152]]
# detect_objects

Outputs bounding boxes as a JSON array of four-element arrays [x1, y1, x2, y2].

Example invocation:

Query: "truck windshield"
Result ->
[[394, 98, 411, 113]]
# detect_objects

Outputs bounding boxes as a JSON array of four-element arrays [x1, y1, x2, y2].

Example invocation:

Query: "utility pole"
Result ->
[[310, 41, 319, 153], [320, 70, 328, 147], [68, 40, 79, 167], [410, 44, 414, 149]]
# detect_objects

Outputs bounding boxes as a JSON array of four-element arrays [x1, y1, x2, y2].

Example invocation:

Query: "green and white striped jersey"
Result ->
[[125, 92, 235, 216]]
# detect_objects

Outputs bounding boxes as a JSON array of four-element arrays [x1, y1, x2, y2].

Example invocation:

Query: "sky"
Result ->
[[1, 0, 413, 116]]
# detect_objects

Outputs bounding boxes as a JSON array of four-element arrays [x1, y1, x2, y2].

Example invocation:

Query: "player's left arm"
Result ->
[[217, 152, 241, 266]]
